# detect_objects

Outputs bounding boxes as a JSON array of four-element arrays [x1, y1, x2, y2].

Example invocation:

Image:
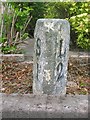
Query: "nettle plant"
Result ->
[[69, 2, 90, 50], [0, 3, 32, 54]]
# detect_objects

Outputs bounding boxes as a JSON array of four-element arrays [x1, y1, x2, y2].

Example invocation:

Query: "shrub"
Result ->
[[69, 2, 90, 50], [0, 3, 32, 54]]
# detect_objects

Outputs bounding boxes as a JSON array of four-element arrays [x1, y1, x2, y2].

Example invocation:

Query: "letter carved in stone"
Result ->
[[56, 38, 66, 82], [36, 38, 41, 81], [33, 19, 70, 95]]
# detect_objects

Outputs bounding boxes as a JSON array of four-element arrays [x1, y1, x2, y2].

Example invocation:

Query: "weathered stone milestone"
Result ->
[[33, 19, 70, 95]]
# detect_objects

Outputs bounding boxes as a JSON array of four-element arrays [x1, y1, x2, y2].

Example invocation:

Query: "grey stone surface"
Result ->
[[0, 54, 24, 62], [1, 93, 89, 118], [33, 19, 70, 95], [17, 38, 35, 61], [0, 94, 2, 120]]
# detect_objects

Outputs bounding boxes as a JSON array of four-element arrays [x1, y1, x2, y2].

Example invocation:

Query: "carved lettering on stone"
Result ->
[[36, 38, 41, 56], [36, 38, 41, 81], [33, 19, 70, 95]]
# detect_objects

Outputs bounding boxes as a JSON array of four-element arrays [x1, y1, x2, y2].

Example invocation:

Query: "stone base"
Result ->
[[0, 54, 24, 62], [1, 93, 88, 118]]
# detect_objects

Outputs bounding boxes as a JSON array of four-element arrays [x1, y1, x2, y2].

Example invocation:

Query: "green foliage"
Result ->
[[10, 2, 46, 37], [69, 2, 90, 50], [26, 2, 46, 36], [44, 2, 90, 50], [1, 2, 89, 54], [11, 3, 33, 31], [44, 2, 70, 19], [1, 3, 32, 54], [2, 46, 16, 54], [1, 2, 47, 54]]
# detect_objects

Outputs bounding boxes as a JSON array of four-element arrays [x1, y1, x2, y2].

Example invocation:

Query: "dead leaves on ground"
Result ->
[[1, 58, 90, 95], [1, 60, 33, 94], [67, 59, 90, 95]]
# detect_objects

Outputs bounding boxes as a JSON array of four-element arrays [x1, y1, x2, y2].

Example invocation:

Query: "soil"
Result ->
[[1, 61, 33, 94], [1, 58, 90, 95], [67, 58, 90, 95]]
